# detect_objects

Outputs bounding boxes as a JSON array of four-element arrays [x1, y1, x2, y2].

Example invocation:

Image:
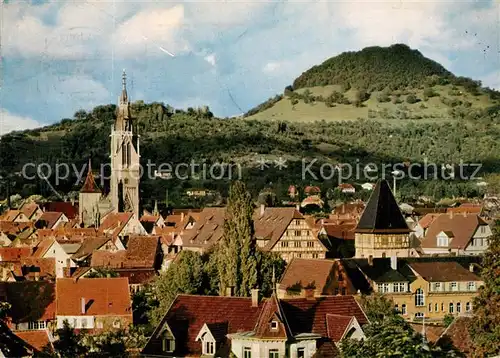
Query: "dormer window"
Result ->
[[204, 340, 215, 355], [437, 231, 452, 247], [270, 321, 279, 330]]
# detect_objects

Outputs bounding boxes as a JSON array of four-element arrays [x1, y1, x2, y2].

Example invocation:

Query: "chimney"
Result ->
[[463, 211, 467, 218], [390, 255, 397, 270], [181, 212, 185, 222], [34, 271, 40, 281], [449, 210, 454, 219], [260, 204, 265, 217], [469, 264, 475, 272], [70, 197, 75, 206], [81, 297, 86, 314], [251, 288, 260, 307], [304, 288, 315, 300], [296, 204, 300, 211], [368, 255, 373, 266], [225, 286, 234, 297]]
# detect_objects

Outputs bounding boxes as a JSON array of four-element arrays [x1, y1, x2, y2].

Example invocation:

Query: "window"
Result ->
[[449, 303, 454, 313], [450, 282, 458, 291], [295, 220, 301, 226], [395, 304, 399, 312], [480, 226, 486, 234], [401, 304, 407, 315], [437, 235, 449, 247], [334, 288, 339, 295], [97, 321, 103, 329], [205, 341, 215, 355], [271, 321, 278, 330], [415, 312, 424, 319], [435, 303, 438, 312], [428, 303, 432, 312], [244, 347, 252, 358], [467, 282, 476, 291], [466, 302, 471, 312], [73, 318, 77, 328], [113, 320, 121, 328], [399, 283, 406, 292], [307, 241, 314, 248], [312, 253, 319, 259], [338, 273, 344, 281], [441, 303, 444, 312], [297, 347, 305, 358], [383, 283, 390, 293], [341, 287, 347, 295], [295, 230, 301, 236], [269, 349, 279, 358], [415, 288, 424, 307], [294, 241, 301, 248], [433, 282, 441, 291], [457, 302, 461, 313], [377, 283, 383, 292], [28, 321, 45, 330], [393, 283, 400, 292], [281, 241, 289, 248], [163, 338, 175, 353], [81, 318, 87, 329]]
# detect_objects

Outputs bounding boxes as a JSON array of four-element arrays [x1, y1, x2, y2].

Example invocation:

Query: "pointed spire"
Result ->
[[119, 69, 129, 105], [153, 200, 159, 216], [80, 159, 101, 194]]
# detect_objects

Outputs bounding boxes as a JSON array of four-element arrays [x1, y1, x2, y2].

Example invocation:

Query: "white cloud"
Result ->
[[0, 110, 43, 135], [263, 62, 281, 73], [113, 5, 187, 57], [481, 71, 500, 90], [204, 54, 216, 66]]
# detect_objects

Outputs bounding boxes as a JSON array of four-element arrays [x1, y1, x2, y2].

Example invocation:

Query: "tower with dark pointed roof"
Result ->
[[109, 70, 140, 218], [354, 179, 410, 258], [79, 159, 102, 227]]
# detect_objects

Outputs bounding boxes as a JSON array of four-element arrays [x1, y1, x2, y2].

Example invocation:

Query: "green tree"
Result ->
[[340, 315, 447, 357], [216, 181, 257, 297], [469, 221, 500, 357], [83, 330, 129, 358], [360, 293, 397, 323], [406, 94, 418, 104], [150, 250, 205, 325], [86, 268, 119, 278], [53, 320, 87, 358]]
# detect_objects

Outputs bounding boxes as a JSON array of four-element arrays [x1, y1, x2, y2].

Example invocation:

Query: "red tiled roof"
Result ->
[[0, 247, 32, 261], [280, 258, 336, 292], [304, 186, 321, 195], [91, 236, 159, 269], [420, 213, 487, 249], [322, 223, 356, 240], [19, 203, 41, 220], [42, 202, 79, 219], [20, 257, 56, 279], [437, 316, 474, 357], [446, 206, 482, 214], [115, 268, 157, 285], [31, 238, 56, 258], [280, 296, 369, 337], [98, 212, 134, 238], [80, 162, 101, 194], [408, 261, 481, 282], [1, 210, 23, 222], [326, 314, 354, 341], [0, 221, 34, 236], [145, 295, 262, 356], [36, 212, 64, 229], [409, 323, 446, 343], [254, 207, 306, 251], [253, 295, 291, 339], [338, 183, 355, 190], [56, 278, 132, 316], [301, 195, 324, 207], [418, 213, 441, 229], [14, 330, 51, 352]]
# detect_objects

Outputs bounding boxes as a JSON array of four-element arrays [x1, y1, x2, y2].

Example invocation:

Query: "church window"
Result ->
[[415, 288, 425, 307]]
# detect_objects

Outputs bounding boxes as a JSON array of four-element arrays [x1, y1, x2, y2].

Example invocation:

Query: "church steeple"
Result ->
[[120, 69, 128, 105]]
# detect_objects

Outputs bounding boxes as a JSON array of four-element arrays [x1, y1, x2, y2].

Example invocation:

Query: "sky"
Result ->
[[0, 0, 499, 135]]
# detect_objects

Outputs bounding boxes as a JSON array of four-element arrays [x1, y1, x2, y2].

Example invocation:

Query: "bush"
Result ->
[[423, 87, 438, 98], [406, 94, 417, 104], [376, 92, 391, 103]]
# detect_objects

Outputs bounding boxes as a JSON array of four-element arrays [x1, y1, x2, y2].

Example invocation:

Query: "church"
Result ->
[[79, 71, 141, 227]]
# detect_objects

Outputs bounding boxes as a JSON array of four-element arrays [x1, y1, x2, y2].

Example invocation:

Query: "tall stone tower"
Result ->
[[79, 159, 102, 227], [110, 70, 140, 218], [354, 179, 410, 258]]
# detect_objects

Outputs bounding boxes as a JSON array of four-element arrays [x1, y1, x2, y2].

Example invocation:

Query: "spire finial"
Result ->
[[122, 69, 127, 90]]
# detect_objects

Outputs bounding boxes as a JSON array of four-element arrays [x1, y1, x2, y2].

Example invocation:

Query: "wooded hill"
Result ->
[[1, 44, 499, 208]]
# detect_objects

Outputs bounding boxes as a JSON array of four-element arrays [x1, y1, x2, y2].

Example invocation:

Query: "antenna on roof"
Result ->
[[272, 265, 277, 294]]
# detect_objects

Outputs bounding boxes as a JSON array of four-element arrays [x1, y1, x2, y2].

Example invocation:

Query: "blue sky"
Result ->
[[1, 0, 499, 134]]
